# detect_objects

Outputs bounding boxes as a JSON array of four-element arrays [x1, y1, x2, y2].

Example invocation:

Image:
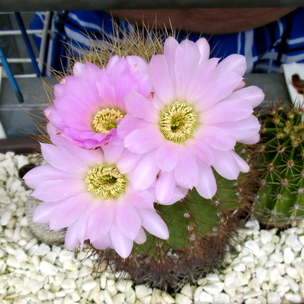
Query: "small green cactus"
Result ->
[[253, 103, 304, 227]]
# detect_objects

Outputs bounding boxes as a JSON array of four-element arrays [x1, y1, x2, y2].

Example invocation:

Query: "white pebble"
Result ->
[[224, 271, 236, 286], [175, 293, 192, 304], [232, 262, 246, 272], [244, 240, 260, 256], [267, 291, 280, 304], [198, 291, 213, 303], [116, 280, 132, 293], [269, 252, 283, 263], [180, 283, 193, 298], [245, 299, 261, 304], [14, 248, 28, 263], [260, 230, 272, 244], [243, 290, 262, 299], [112, 293, 125, 304], [285, 275, 299, 292], [284, 247, 295, 264], [284, 293, 303, 303], [59, 249, 74, 263], [202, 282, 224, 294], [135, 285, 152, 298], [256, 267, 267, 284], [286, 266, 300, 280], [39, 260, 58, 276], [286, 234, 303, 251], [82, 280, 97, 292], [35, 243, 51, 256], [213, 292, 230, 304], [1, 211, 13, 226]]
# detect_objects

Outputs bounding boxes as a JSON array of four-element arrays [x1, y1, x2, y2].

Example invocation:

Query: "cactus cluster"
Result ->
[[38, 26, 256, 291], [252, 103, 304, 227]]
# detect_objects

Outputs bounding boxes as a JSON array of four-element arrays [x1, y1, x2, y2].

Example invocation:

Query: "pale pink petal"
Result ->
[[33, 200, 63, 223], [186, 58, 219, 104], [129, 191, 155, 210], [174, 39, 201, 100], [95, 69, 117, 107], [86, 202, 114, 242], [174, 148, 199, 189], [201, 98, 253, 124], [198, 126, 236, 151], [212, 149, 240, 180], [215, 115, 261, 144], [155, 171, 176, 204], [126, 55, 149, 73], [40, 143, 87, 174], [216, 54, 247, 76], [92, 233, 113, 250], [163, 37, 179, 91], [130, 151, 159, 190], [49, 193, 90, 230], [65, 223, 80, 249], [125, 91, 158, 122], [226, 85, 264, 108], [155, 141, 180, 171], [195, 159, 217, 199], [165, 186, 188, 205], [196, 37, 210, 63], [241, 133, 260, 145], [24, 164, 73, 189], [229, 150, 250, 173], [110, 222, 133, 258], [134, 227, 147, 244], [195, 72, 243, 111], [105, 55, 120, 72], [117, 115, 151, 139], [102, 141, 124, 164], [73, 62, 85, 76], [137, 208, 169, 239], [47, 127, 104, 166], [116, 203, 141, 239], [31, 179, 86, 202], [65, 208, 92, 249], [149, 54, 174, 103], [187, 138, 215, 165], [125, 128, 162, 154], [117, 152, 143, 174]]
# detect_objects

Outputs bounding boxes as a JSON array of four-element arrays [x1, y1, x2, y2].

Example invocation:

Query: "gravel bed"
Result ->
[[0, 151, 304, 304]]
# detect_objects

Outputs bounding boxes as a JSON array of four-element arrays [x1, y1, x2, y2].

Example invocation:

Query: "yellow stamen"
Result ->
[[85, 164, 127, 198], [159, 101, 198, 144], [92, 108, 124, 133]]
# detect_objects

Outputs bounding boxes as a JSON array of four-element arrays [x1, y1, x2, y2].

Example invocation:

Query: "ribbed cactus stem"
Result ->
[[253, 104, 304, 227]]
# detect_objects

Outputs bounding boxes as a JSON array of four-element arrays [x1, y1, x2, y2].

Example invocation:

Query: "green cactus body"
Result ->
[[253, 105, 304, 227], [91, 146, 252, 290]]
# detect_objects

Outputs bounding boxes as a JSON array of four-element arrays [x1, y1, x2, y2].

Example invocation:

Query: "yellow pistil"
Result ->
[[159, 101, 198, 144], [85, 164, 128, 198], [92, 108, 124, 133]]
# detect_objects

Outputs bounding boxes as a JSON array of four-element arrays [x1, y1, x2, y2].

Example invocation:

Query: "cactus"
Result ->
[[87, 145, 253, 290], [41, 26, 256, 291], [252, 103, 304, 228]]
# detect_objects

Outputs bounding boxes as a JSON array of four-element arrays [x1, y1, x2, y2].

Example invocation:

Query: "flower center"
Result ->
[[159, 101, 198, 144], [85, 164, 128, 198], [92, 108, 124, 133]]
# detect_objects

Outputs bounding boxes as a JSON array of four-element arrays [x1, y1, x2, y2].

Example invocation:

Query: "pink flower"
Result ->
[[118, 37, 264, 204], [24, 124, 169, 258], [45, 56, 152, 149]]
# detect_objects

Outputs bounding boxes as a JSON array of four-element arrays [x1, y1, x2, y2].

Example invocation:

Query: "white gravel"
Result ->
[[0, 151, 304, 304]]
